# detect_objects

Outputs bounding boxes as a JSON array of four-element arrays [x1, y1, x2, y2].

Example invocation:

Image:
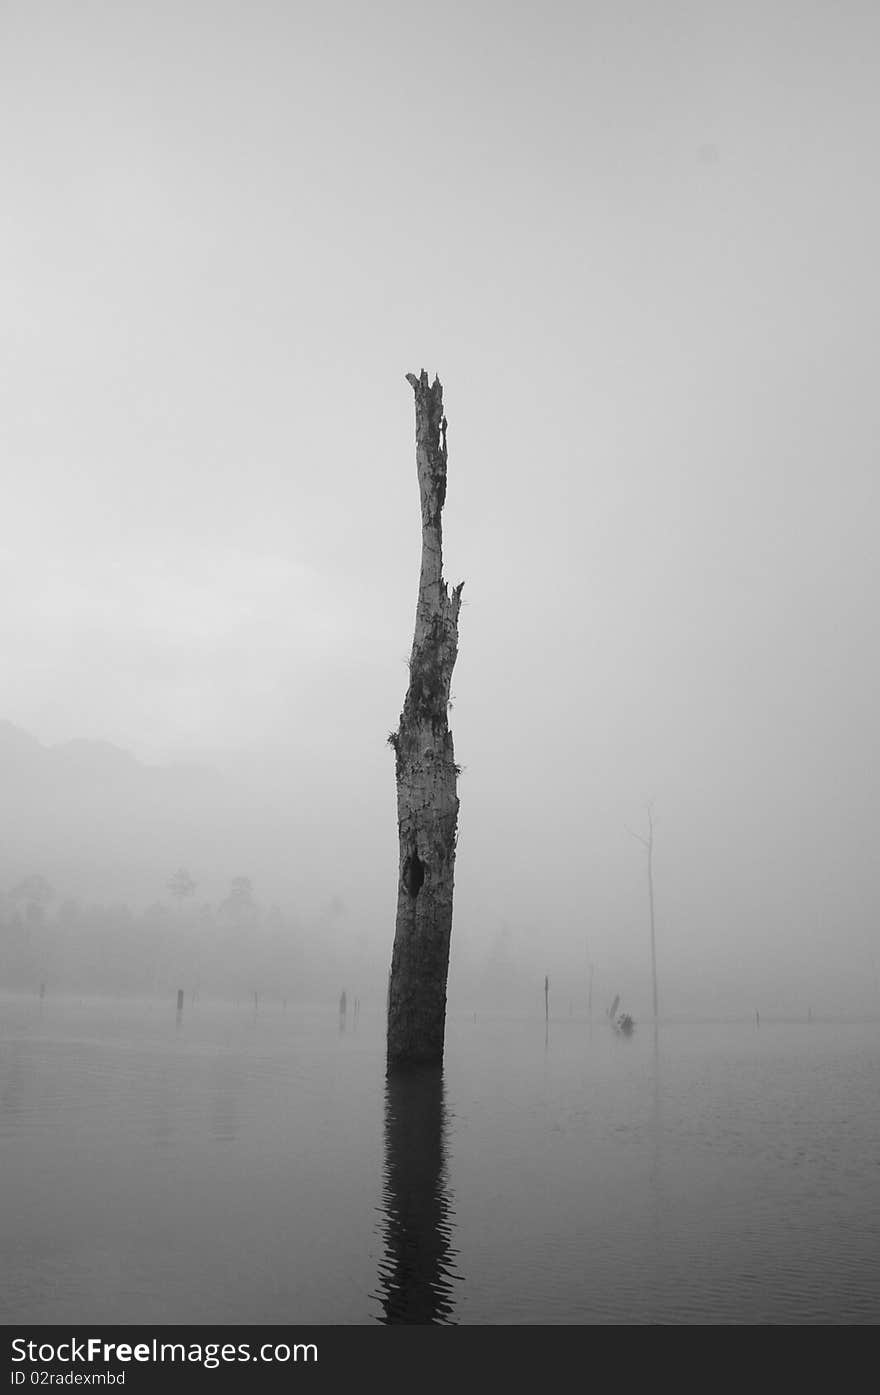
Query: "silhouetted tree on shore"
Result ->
[[167, 868, 196, 902]]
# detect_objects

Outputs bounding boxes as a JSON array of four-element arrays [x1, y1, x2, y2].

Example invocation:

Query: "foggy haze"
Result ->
[[2, 0, 879, 1022]]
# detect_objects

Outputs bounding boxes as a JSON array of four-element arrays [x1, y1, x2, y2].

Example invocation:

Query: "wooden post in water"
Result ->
[[176, 989, 184, 1013], [544, 975, 550, 1023]]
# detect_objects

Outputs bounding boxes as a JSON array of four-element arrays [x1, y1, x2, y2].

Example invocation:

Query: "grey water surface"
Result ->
[[2, 994, 878, 1324]]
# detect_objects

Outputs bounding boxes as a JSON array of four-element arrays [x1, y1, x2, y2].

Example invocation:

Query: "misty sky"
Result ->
[[2, 1, 878, 1014]]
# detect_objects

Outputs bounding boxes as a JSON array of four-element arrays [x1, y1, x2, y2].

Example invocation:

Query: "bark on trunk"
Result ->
[[386, 370, 463, 1070]]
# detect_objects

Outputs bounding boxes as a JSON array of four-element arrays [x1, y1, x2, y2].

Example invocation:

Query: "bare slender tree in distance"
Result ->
[[627, 802, 659, 1022]]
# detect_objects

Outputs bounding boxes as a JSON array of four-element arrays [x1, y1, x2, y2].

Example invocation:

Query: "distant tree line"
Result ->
[[0, 870, 376, 1003]]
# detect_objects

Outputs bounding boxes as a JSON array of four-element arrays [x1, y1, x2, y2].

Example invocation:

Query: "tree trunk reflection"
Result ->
[[375, 1067, 460, 1324]]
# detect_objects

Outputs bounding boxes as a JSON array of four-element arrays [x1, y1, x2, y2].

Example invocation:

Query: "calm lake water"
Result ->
[[1, 993, 878, 1324]]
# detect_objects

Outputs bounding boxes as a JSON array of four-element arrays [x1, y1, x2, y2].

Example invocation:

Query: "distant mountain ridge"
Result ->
[[0, 719, 234, 905], [0, 719, 218, 781], [0, 720, 359, 934]]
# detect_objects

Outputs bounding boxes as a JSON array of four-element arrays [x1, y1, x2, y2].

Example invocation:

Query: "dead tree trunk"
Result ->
[[386, 371, 464, 1071]]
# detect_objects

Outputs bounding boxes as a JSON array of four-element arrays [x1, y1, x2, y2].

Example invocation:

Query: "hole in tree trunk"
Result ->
[[403, 849, 425, 898]]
